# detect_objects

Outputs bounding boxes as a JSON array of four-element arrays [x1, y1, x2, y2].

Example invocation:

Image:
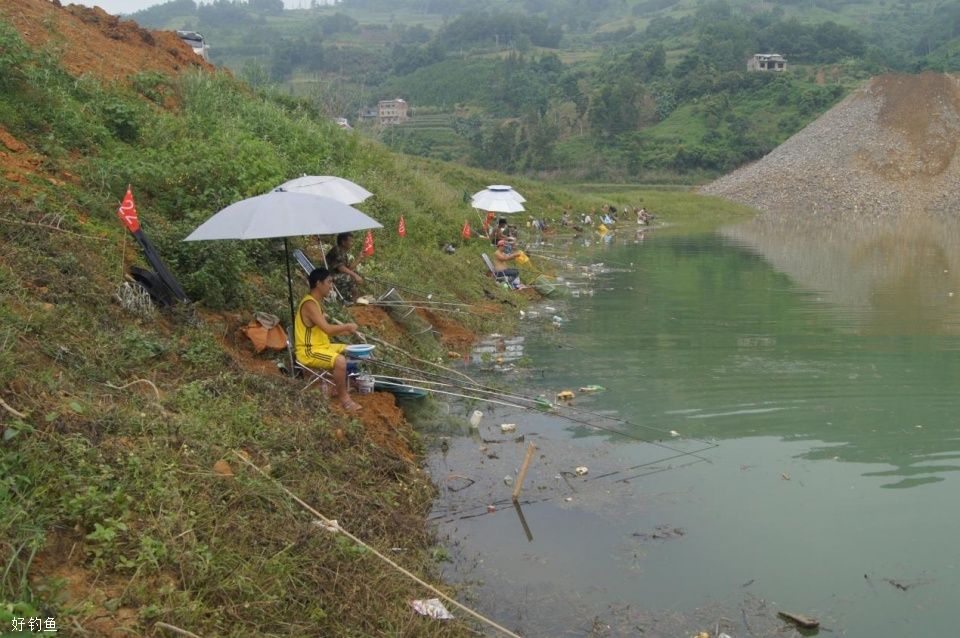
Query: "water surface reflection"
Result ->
[[429, 222, 960, 636]]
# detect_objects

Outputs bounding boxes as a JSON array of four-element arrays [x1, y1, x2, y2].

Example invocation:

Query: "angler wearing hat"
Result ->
[[492, 239, 522, 289]]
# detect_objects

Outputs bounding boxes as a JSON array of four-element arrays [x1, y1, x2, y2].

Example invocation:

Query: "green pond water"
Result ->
[[426, 219, 960, 637]]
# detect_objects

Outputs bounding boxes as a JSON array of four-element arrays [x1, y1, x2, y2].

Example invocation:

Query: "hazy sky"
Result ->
[[71, 0, 314, 16]]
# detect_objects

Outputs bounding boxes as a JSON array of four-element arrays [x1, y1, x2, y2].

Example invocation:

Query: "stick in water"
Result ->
[[512, 442, 537, 502]]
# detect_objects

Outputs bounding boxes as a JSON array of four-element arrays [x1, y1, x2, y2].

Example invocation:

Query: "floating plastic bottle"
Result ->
[[578, 385, 605, 393]]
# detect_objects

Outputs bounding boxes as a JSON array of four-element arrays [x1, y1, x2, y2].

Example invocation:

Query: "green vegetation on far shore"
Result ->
[[130, 0, 960, 182]]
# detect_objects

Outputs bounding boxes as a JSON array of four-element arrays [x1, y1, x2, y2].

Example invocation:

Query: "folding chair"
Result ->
[[294, 360, 335, 391], [481, 253, 512, 285], [292, 248, 315, 278], [292, 247, 347, 303]]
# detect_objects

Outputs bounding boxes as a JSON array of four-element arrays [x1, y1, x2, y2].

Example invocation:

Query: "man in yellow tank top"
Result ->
[[296, 268, 361, 411]]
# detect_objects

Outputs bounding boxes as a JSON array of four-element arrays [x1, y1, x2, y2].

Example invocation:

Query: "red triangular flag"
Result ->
[[398, 216, 406, 237], [362, 229, 375, 256], [461, 220, 471, 239], [116, 186, 140, 233]]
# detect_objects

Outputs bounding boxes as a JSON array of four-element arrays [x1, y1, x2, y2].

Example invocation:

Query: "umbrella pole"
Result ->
[[285, 238, 296, 375]]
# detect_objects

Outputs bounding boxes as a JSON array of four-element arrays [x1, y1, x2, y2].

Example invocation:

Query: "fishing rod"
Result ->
[[372, 357, 717, 450], [367, 368, 716, 460], [377, 298, 475, 306], [348, 326, 710, 456], [352, 331, 479, 386], [371, 376, 533, 410], [362, 302, 469, 316], [364, 275, 460, 302], [430, 455, 709, 524], [367, 299, 475, 308], [523, 250, 570, 264]]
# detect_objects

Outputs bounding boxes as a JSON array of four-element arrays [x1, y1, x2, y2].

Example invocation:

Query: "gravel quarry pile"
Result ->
[[702, 72, 960, 221]]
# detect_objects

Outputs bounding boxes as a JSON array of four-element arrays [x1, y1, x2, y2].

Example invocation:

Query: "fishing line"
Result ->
[[362, 302, 468, 315], [370, 361, 714, 447], [366, 366, 716, 462], [371, 299, 475, 307], [429, 456, 709, 524], [364, 275, 460, 301]]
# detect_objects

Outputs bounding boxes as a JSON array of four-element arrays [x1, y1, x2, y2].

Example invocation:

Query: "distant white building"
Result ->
[[747, 53, 787, 72], [377, 98, 409, 124]]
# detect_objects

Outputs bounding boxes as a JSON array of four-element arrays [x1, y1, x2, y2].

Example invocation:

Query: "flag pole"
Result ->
[[284, 238, 296, 375]]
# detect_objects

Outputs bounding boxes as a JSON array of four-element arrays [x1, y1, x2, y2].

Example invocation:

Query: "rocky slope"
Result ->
[[702, 72, 960, 221]]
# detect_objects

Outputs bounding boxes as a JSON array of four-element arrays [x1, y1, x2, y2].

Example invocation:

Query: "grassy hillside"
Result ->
[[0, 7, 755, 636]]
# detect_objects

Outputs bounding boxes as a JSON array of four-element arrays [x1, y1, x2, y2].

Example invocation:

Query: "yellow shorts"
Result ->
[[297, 343, 346, 370]]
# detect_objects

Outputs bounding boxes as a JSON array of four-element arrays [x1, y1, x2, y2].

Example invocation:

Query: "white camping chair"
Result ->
[[482, 253, 513, 285]]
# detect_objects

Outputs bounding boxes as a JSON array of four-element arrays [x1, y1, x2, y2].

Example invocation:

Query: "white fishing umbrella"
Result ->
[[478, 184, 525, 203], [471, 188, 525, 214], [185, 190, 382, 370], [185, 191, 379, 240], [275, 175, 373, 205]]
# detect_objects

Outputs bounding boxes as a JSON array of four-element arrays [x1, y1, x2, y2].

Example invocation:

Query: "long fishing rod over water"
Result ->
[[367, 362, 717, 462], [364, 275, 461, 302]]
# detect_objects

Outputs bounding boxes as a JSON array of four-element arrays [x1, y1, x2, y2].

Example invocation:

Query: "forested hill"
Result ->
[[133, 0, 960, 181]]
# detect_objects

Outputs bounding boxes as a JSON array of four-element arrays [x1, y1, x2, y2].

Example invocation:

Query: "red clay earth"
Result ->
[[0, 0, 213, 81]]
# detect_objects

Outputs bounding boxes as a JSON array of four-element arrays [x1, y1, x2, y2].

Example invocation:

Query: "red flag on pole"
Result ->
[[461, 220, 471, 239], [398, 216, 406, 237], [116, 186, 140, 232], [362, 229, 375, 256]]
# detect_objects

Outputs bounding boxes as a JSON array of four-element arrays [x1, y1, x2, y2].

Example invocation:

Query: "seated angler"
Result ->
[[492, 239, 522, 289], [296, 267, 361, 412], [325, 232, 365, 302]]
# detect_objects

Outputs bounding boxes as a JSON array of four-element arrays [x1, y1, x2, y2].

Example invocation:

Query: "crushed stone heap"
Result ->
[[702, 72, 960, 221]]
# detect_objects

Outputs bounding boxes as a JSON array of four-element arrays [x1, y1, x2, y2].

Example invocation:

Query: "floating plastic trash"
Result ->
[[411, 598, 454, 620], [534, 396, 553, 410], [669, 430, 680, 437], [551, 315, 564, 323], [312, 519, 340, 533], [487, 504, 497, 513], [503, 475, 514, 486], [500, 423, 517, 433], [578, 385, 605, 393], [469, 410, 483, 427], [556, 390, 575, 401], [575, 466, 589, 476]]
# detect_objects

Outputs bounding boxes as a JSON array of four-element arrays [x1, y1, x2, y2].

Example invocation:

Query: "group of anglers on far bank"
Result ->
[[294, 201, 654, 413]]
